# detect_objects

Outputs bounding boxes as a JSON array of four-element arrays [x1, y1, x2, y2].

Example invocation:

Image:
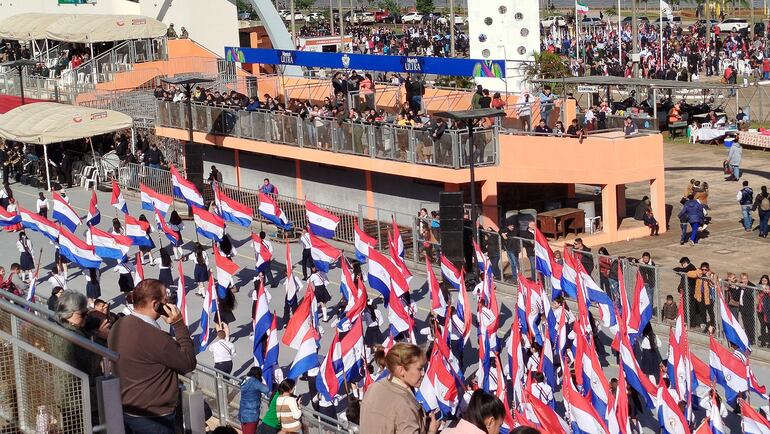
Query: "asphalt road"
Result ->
[[5, 182, 769, 432]]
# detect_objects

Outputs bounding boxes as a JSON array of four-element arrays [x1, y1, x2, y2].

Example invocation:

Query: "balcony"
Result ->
[[155, 100, 499, 170]]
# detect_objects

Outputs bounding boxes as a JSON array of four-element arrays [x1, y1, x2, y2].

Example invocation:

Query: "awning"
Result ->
[[46, 14, 167, 43], [0, 102, 133, 145], [0, 13, 167, 43], [0, 95, 50, 115], [0, 13, 68, 41]]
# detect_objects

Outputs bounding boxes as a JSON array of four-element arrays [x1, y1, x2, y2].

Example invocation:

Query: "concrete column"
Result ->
[[566, 183, 576, 198], [481, 180, 499, 230], [616, 184, 627, 220], [234, 149, 241, 188], [295, 160, 303, 199], [365, 170, 375, 220], [650, 177, 667, 234], [601, 183, 618, 239]]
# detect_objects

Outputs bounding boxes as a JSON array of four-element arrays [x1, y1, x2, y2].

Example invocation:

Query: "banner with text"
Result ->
[[224, 47, 506, 78]]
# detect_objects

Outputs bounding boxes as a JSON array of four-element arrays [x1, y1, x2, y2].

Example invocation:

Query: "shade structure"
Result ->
[[0, 102, 133, 145], [0, 13, 167, 43], [45, 14, 167, 43], [0, 13, 68, 41]]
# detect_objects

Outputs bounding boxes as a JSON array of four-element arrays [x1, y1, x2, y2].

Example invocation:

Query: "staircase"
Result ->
[[78, 89, 159, 128]]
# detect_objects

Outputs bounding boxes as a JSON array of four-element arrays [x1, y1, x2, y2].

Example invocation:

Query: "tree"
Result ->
[[520, 51, 570, 89], [295, 0, 314, 11], [415, 0, 435, 15]]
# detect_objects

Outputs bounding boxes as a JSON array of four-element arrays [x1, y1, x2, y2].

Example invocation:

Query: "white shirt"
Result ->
[[532, 382, 554, 405], [309, 271, 328, 287], [16, 238, 33, 254], [261, 238, 274, 254], [61, 194, 70, 204], [47, 274, 67, 290], [36, 198, 48, 212], [209, 339, 236, 363], [114, 262, 134, 274], [300, 232, 312, 249]]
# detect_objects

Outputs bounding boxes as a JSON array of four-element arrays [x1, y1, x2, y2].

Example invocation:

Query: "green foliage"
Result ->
[[521, 51, 570, 88], [377, 0, 399, 13], [434, 75, 474, 89], [415, 0, 435, 15], [236, 0, 251, 12], [605, 6, 617, 17]]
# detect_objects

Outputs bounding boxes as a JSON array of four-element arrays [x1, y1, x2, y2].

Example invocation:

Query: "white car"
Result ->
[[304, 12, 323, 22], [283, 12, 305, 22], [541, 15, 566, 27], [436, 15, 467, 26], [401, 12, 424, 24], [716, 18, 750, 32], [351, 12, 376, 24], [237, 11, 251, 20]]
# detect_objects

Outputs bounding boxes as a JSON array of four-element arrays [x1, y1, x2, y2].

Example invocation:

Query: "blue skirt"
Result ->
[[194, 264, 209, 283], [86, 281, 101, 299], [19, 252, 34, 270], [159, 268, 174, 288]]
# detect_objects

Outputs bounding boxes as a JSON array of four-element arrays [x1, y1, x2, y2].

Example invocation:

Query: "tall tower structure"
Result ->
[[468, 1, 540, 93]]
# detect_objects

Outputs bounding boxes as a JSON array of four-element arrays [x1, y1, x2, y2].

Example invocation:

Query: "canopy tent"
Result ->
[[46, 14, 167, 43], [0, 102, 132, 190], [0, 13, 166, 43], [0, 13, 67, 41]]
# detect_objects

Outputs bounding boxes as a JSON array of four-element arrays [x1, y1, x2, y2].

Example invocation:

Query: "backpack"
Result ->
[[761, 196, 770, 212], [741, 187, 753, 205]]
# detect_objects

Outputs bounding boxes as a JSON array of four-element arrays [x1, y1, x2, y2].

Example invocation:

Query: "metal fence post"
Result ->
[[216, 374, 228, 425], [181, 388, 206, 434], [96, 376, 125, 434]]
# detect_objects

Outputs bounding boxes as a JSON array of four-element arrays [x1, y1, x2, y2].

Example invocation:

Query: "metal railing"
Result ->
[[61, 39, 168, 86], [0, 291, 123, 434], [156, 100, 499, 170], [181, 364, 352, 433]]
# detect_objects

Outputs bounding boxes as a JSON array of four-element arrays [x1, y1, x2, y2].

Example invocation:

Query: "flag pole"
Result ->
[[659, 0, 664, 68], [575, 0, 579, 62]]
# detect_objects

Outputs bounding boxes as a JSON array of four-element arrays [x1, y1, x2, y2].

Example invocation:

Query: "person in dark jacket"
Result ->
[[673, 257, 697, 326], [499, 222, 521, 283], [484, 228, 501, 280], [677, 194, 704, 245], [519, 221, 536, 281], [751, 185, 770, 238], [573, 238, 594, 274]]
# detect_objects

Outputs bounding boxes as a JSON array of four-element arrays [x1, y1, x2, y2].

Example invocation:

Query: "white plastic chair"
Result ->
[[77, 166, 96, 188], [82, 167, 98, 190]]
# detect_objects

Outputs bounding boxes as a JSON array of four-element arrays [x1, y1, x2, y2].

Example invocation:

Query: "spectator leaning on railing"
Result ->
[[108, 279, 196, 434]]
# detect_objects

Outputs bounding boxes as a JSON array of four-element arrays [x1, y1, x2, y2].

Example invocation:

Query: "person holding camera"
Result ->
[[686, 262, 717, 331], [108, 279, 197, 434]]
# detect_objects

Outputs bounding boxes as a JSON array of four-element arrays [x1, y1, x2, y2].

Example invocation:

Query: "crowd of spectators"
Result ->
[[544, 17, 770, 83], [296, 20, 470, 57]]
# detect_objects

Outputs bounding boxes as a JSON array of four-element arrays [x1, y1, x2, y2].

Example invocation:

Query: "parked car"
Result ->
[[695, 19, 719, 27], [304, 12, 324, 22], [437, 15, 467, 26], [654, 16, 682, 24], [351, 12, 376, 24], [283, 12, 305, 22], [401, 12, 424, 24], [238, 11, 251, 20], [374, 10, 395, 23], [581, 17, 604, 27], [716, 18, 750, 32], [621, 16, 650, 25], [541, 15, 566, 27]]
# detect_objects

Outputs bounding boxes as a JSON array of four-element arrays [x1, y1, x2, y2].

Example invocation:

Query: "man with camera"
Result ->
[[108, 279, 197, 434]]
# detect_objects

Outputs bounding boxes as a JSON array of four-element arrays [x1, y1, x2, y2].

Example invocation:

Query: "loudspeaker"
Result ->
[[439, 192, 464, 269]]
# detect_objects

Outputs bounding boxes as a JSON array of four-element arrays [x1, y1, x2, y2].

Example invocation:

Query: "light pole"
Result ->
[[160, 76, 214, 216], [435, 108, 506, 247], [2, 59, 37, 105]]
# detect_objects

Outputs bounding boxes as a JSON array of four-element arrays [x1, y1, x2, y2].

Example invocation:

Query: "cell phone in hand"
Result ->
[[155, 302, 169, 317]]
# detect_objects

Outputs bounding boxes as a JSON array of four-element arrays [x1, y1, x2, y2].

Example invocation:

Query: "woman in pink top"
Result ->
[[441, 390, 506, 434]]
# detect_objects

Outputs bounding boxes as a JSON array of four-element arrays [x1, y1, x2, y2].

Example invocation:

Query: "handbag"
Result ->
[[723, 160, 732, 175]]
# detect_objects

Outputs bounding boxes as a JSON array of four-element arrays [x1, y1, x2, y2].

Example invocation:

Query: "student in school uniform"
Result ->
[[85, 268, 101, 306], [137, 214, 155, 264], [154, 248, 175, 289], [47, 270, 67, 291], [308, 265, 332, 322], [168, 211, 184, 259], [193, 243, 210, 296], [209, 322, 236, 374], [36, 192, 48, 218], [114, 259, 135, 293], [16, 231, 34, 282]]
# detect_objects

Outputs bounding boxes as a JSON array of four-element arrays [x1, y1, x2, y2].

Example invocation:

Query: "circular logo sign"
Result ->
[[72, 114, 83, 123], [116, 20, 125, 27]]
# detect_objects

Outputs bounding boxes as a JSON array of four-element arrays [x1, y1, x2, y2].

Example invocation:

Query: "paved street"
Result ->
[[2, 138, 770, 432]]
